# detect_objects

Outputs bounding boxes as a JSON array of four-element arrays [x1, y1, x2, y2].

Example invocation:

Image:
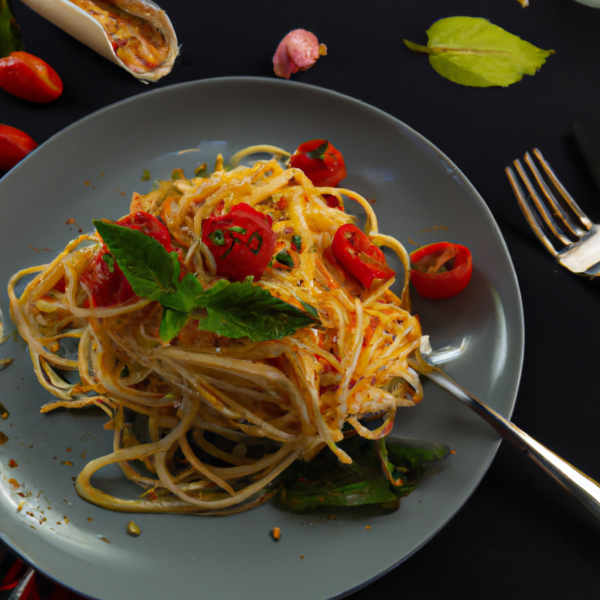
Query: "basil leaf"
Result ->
[[93, 220, 177, 299], [140, 169, 151, 181], [291, 235, 302, 253], [102, 253, 115, 273], [307, 141, 329, 160], [404, 17, 554, 87], [157, 270, 203, 313], [275, 250, 294, 269], [159, 308, 191, 342], [0, 0, 23, 58], [298, 299, 319, 319], [196, 280, 317, 342], [194, 163, 208, 177]]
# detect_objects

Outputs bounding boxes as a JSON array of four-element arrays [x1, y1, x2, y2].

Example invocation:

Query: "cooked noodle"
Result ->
[[8, 146, 427, 515]]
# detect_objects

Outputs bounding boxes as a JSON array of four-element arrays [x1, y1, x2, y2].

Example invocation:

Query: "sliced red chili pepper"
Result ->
[[289, 139, 347, 188], [80, 212, 173, 307], [0, 52, 63, 103], [0, 124, 37, 170], [331, 224, 395, 289], [410, 242, 472, 299], [201, 203, 277, 281]]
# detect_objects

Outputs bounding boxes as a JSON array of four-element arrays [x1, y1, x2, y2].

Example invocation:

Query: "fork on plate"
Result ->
[[506, 148, 600, 277]]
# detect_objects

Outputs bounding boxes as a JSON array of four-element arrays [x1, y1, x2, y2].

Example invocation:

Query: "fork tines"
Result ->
[[505, 148, 593, 257]]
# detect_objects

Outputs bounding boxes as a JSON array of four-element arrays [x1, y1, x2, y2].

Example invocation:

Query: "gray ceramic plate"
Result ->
[[0, 77, 523, 600]]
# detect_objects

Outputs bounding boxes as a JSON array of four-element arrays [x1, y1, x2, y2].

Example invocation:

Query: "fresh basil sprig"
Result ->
[[0, 0, 24, 58], [93, 220, 318, 342]]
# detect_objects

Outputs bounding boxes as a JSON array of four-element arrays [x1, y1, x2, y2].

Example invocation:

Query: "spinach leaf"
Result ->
[[278, 436, 449, 512], [404, 17, 553, 87], [196, 280, 317, 342], [0, 0, 23, 59]]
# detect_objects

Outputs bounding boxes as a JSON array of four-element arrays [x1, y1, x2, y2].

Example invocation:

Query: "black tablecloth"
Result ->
[[2, 1, 600, 598]]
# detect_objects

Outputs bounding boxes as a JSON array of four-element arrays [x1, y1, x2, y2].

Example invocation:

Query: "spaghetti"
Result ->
[[8, 145, 428, 515]]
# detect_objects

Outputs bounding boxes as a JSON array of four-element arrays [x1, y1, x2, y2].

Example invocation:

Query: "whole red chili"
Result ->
[[202, 203, 277, 281], [0, 52, 63, 103], [0, 124, 37, 170], [80, 212, 173, 307], [289, 139, 347, 188], [410, 242, 472, 299], [331, 224, 395, 289]]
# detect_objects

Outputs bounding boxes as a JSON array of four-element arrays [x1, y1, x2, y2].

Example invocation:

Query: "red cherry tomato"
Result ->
[[331, 224, 395, 289], [0, 124, 37, 170], [410, 242, 472, 299], [202, 203, 277, 281], [0, 52, 63, 103], [289, 139, 347, 188], [80, 212, 173, 307]]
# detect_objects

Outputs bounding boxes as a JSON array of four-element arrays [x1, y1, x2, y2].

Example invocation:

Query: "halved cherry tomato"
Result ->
[[0, 124, 37, 170], [331, 224, 395, 289], [80, 212, 172, 307], [410, 242, 472, 299], [201, 203, 277, 281], [289, 139, 347, 188], [0, 52, 63, 103]]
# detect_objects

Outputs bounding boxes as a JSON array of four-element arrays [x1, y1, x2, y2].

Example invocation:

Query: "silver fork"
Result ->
[[506, 148, 600, 277]]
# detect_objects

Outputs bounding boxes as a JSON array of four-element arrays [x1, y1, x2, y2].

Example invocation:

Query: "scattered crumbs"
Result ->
[[0, 358, 14, 372], [99, 537, 110, 543], [8, 459, 17, 468], [418, 224, 449, 233], [328, 515, 338, 520], [47, 507, 51, 510], [37, 491, 42, 499], [41, 511, 44, 514], [115, 188, 119, 191], [66, 448, 73, 453], [26, 512, 34, 517], [30, 526, 36, 530], [126, 521, 141, 537], [71, 477, 76, 482], [28, 245, 40, 253], [17, 501, 24, 512], [44, 496, 50, 503], [8, 478, 19, 489], [61, 461, 73, 466], [92, 186, 96, 190], [63, 499, 70, 504], [39, 517, 46, 524], [272, 527, 281, 541], [450, 449, 456, 455], [370, 197, 377, 205], [121, 192, 125, 196], [407, 237, 420, 247], [85, 181, 90, 186], [41, 248, 54, 252], [0, 431, 8, 445], [63, 516, 69, 524], [87, 518, 93, 522], [365, 525, 372, 530], [100, 172, 105, 177], [300, 555, 304, 559], [81, 450, 87, 459], [56, 522, 61, 525]]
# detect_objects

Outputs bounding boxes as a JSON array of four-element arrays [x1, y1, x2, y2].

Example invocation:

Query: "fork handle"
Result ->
[[427, 367, 600, 520]]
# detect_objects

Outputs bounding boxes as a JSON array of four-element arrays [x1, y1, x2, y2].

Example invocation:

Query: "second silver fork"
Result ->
[[506, 148, 600, 277]]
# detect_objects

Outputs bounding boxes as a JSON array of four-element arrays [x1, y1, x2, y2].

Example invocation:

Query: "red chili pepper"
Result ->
[[0, 52, 63, 103], [410, 242, 472, 299], [80, 212, 173, 307], [201, 203, 277, 281], [0, 124, 37, 170], [331, 224, 395, 289], [289, 139, 347, 188]]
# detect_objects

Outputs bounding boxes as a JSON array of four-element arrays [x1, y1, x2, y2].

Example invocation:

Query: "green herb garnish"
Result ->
[[0, 0, 23, 58], [274, 250, 294, 269], [307, 141, 329, 161], [404, 17, 554, 87], [93, 220, 318, 343], [291, 235, 302, 253], [140, 169, 151, 181]]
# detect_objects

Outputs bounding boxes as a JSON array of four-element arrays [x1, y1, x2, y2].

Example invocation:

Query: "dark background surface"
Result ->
[[2, 0, 600, 598]]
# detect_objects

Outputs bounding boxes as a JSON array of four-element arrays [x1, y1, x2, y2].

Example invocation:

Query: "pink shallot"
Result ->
[[273, 29, 327, 79]]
